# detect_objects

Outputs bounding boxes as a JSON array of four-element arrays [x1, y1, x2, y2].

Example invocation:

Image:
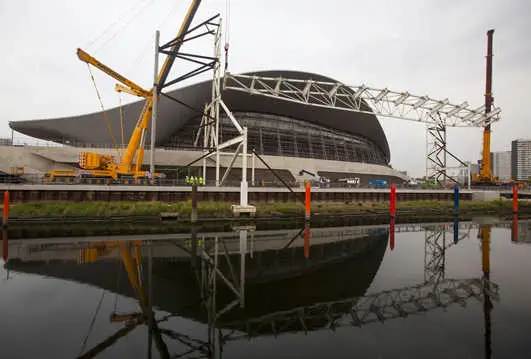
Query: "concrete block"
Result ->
[[231, 204, 256, 217], [472, 191, 500, 202]]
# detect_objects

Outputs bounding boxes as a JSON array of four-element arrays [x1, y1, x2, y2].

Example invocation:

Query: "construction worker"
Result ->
[[199, 176, 204, 185]]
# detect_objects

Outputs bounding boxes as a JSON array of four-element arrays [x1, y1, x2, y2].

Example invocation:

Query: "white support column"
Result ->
[[251, 151, 255, 186], [239, 229, 247, 308], [240, 127, 248, 206], [149, 30, 160, 175], [216, 149, 220, 187], [202, 157, 207, 185], [468, 162, 472, 190]]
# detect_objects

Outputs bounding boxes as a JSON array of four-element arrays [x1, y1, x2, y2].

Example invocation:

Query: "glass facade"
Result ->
[[164, 112, 387, 165]]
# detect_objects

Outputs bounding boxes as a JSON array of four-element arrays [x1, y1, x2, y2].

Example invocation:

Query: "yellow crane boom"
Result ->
[[44, 0, 202, 184], [77, 49, 151, 98]]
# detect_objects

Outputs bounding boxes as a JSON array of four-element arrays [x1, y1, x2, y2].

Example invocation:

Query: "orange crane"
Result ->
[[472, 29, 499, 186], [43, 0, 202, 185]]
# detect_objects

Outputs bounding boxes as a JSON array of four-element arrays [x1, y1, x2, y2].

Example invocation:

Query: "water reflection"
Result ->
[[1, 219, 523, 358]]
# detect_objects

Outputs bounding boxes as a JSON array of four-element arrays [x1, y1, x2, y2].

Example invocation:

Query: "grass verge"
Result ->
[[1, 199, 528, 218]]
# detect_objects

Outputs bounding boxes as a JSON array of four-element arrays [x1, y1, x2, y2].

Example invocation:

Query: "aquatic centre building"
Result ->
[[7, 70, 407, 185]]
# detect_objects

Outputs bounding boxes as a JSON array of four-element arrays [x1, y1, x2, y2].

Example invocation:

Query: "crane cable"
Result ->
[[86, 0, 155, 54], [119, 92, 125, 151], [113, 259, 123, 314], [86, 64, 121, 158], [78, 289, 106, 355], [224, 0, 231, 72]]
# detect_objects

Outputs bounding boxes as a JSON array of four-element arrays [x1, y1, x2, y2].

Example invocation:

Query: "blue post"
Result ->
[[453, 218, 459, 244], [453, 184, 459, 215]]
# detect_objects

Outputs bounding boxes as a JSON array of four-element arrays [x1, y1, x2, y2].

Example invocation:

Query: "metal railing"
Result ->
[[1, 173, 527, 192]]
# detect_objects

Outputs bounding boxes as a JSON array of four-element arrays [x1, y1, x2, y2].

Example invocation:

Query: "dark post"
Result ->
[[453, 184, 460, 215], [389, 218, 395, 251], [2, 228, 7, 261], [191, 185, 198, 223], [512, 214, 518, 242], [3, 190, 9, 228], [453, 218, 460, 244], [304, 222, 310, 259]]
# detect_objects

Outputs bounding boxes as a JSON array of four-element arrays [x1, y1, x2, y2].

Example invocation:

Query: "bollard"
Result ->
[[2, 229, 7, 261], [513, 185, 518, 213], [453, 218, 460, 244], [389, 218, 395, 250], [3, 190, 9, 228], [305, 182, 311, 221], [191, 185, 198, 223], [390, 184, 396, 218], [512, 214, 518, 242], [453, 184, 459, 215], [304, 222, 310, 259]]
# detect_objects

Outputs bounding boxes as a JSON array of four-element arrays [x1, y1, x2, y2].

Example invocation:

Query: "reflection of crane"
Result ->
[[44, 0, 202, 185], [2, 221, 500, 359], [479, 224, 493, 359], [76, 240, 171, 359]]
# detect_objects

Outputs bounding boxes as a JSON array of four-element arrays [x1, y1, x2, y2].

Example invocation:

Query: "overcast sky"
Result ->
[[1, 0, 530, 177]]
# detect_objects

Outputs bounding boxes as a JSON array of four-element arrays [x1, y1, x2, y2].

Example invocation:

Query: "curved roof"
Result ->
[[9, 70, 390, 162]]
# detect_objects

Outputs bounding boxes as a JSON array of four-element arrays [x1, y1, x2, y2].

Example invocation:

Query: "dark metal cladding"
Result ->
[[8, 70, 391, 162]]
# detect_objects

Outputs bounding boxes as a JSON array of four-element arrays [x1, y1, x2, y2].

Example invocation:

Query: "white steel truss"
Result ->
[[223, 73, 501, 127], [194, 19, 249, 205]]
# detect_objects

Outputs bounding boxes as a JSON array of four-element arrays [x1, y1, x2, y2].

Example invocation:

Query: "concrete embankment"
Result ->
[[1, 199, 528, 222]]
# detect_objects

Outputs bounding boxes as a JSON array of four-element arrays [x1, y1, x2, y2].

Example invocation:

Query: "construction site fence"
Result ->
[[0, 173, 527, 191]]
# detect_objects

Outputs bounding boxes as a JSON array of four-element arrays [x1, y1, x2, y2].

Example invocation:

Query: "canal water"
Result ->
[[1, 218, 530, 358]]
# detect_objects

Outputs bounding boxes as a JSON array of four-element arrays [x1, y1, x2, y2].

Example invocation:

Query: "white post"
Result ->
[[239, 229, 247, 308], [468, 162, 471, 190], [150, 30, 160, 175], [240, 127, 248, 206], [202, 158, 207, 185], [216, 149, 220, 187], [251, 152, 255, 186]]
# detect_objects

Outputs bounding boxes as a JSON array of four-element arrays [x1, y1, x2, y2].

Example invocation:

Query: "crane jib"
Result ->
[[157, 0, 201, 90]]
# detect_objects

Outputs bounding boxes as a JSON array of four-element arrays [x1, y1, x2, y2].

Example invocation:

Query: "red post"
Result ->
[[390, 184, 396, 217], [3, 190, 9, 227], [305, 182, 311, 221], [390, 218, 395, 251], [513, 185, 518, 213], [2, 229, 7, 261], [304, 222, 310, 259], [512, 214, 518, 242]]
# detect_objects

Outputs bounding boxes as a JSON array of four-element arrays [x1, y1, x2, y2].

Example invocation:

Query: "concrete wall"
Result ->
[[0, 145, 408, 182]]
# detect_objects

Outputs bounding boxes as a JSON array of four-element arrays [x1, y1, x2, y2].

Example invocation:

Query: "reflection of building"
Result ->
[[512, 139, 531, 181], [4, 227, 389, 335], [491, 151, 511, 181], [6, 70, 407, 184]]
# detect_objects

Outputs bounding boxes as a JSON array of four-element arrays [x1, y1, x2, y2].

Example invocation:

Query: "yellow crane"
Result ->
[[471, 29, 499, 186], [44, 0, 202, 185]]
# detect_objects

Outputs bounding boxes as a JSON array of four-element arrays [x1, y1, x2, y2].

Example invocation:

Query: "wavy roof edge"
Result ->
[[9, 70, 390, 162]]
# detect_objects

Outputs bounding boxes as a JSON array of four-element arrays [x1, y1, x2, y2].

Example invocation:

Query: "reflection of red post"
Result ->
[[3, 191, 9, 227], [2, 230, 7, 261], [390, 184, 396, 218], [512, 214, 518, 242], [390, 218, 395, 250], [305, 182, 311, 221], [513, 186, 518, 213], [304, 222, 310, 259]]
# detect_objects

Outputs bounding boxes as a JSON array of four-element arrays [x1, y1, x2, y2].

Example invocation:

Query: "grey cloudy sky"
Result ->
[[1, 0, 530, 176]]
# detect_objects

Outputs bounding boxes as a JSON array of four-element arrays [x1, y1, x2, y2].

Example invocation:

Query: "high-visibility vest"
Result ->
[[199, 177, 203, 185]]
